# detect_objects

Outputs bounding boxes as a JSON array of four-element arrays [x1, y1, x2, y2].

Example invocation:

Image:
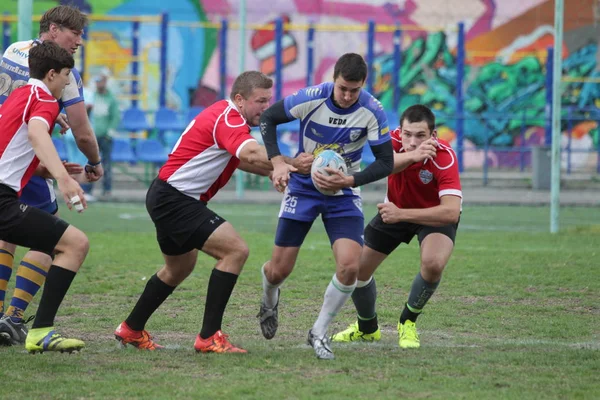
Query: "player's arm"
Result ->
[[65, 101, 100, 163], [377, 195, 461, 226], [259, 99, 294, 166], [28, 120, 86, 210], [392, 138, 438, 174], [237, 160, 271, 177], [238, 140, 280, 171], [34, 162, 83, 179], [28, 120, 71, 181], [350, 140, 394, 187]]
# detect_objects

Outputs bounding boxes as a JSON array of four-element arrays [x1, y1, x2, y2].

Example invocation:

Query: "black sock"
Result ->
[[357, 314, 379, 334], [32, 265, 76, 329], [125, 274, 175, 331], [351, 278, 377, 321], [400, 303, 422, 324], [200, 269, 238, 339]]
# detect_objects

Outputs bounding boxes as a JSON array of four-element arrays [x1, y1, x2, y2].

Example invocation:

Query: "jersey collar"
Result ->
[[27, 78, 52, 96]]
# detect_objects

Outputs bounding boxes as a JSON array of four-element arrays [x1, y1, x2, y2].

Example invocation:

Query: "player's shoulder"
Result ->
[[358, 90, 386, 117], [289, 82, 331, 102], [69, 67, 82, 80], [2, 40, 34, 61], [431, 139, 458, 170], [209, 100, 248, 130]]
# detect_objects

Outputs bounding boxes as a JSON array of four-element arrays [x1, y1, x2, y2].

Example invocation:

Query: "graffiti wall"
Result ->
[[1, 0, 597, 170]]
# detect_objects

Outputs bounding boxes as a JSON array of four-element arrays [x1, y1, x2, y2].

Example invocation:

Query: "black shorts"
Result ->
[[146, 178, 226, 256], [0, 184, 69, 255], [364, 212, 458, 255]]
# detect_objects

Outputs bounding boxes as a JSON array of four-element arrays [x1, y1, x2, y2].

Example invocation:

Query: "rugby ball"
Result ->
[[311, 150, 348, 195]]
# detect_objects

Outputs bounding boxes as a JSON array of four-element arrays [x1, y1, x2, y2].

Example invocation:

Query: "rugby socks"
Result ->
[[400, 272, 440, 324], [311, 274, 357, 338], [352, 277, 379, 334], [199, 268, 238, 339], [125, 274, 175, 331], [32, 265, 76, 329], [6, 257, 50, 322], [0, 249, 14, 318], [261, 262, 282, 309]]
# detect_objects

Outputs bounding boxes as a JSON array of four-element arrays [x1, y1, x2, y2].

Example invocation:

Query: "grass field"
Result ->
[[1, 203, 599, 399]]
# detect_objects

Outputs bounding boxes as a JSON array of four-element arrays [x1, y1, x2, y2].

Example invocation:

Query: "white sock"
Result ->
[[262, 262, 282, 309], [311, 274, 357, 338], [356, 276, 373, 288]]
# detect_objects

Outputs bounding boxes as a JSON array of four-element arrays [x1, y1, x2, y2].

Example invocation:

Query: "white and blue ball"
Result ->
[[311, 150, 348, 195]]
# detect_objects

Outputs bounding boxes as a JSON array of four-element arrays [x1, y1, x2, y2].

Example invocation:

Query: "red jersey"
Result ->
[[0, 79, 59, 194], [386, 129, 462, 209], [158, 100, 256, 202]]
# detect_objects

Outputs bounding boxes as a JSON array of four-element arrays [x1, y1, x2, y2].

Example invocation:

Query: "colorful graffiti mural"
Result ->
[[1, 0, 598, 170]]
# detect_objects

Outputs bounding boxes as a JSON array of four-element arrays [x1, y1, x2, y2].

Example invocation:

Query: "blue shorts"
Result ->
[[275, 176, 364, 247], [20, 176, 58, 215]]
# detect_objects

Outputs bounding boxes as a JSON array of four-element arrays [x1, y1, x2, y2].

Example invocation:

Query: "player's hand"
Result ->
[[56, 113, 70, 134], [63, 161, 84, 176], [412, 138, 438, 163], [377, 202, 402, 224], [292, 152, 314, 175], [85, 162, 104, 182], [57, 175, 87, 213], [37, 161, 84, 179], [272, 162, 297, 192], [312, 167, 352, 192]]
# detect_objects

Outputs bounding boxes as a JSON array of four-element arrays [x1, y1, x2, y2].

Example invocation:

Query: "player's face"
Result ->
[[332, 77, 363, 109], [49, 68, 71, 99], [238, 88, 272, 127], [400, 120, 433, 151], [50, 23, 84, 55]]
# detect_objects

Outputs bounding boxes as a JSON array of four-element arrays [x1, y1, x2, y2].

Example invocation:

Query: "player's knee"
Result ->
[[336, 259, 359, 282], [62, 228, 90, 259], [228, 239, 249, 265], [73, 231, 90, 258], [421, 256, 445, 277], [0, 241, 17, 255]]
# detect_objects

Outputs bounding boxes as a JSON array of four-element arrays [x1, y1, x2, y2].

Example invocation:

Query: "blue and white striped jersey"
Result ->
[[283, 82, 390, 177]]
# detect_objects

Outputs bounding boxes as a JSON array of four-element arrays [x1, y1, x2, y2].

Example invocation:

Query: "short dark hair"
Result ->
[[29, 41, 75, 80], [230, 71, 273, 100], [400, 105, 436, 132], [39, 5, 88, 34], [333, 53, 368, 82]]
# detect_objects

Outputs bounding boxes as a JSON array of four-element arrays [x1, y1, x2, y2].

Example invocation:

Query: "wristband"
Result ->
[[87, 159, 102, 167]]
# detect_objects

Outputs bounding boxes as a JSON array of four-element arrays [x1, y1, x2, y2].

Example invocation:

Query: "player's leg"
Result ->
[[2, 204, 90, 353], [331, 212, 414, 343], [194, 221, 249, 353], [0, 241, 17, 319], [0, 241, 18, 345], [4, 201, 58, 327], [258, 218, 311, 340], [259, 189, 317, 339], [330, 246, 388, 343], [116, 179, 205, 350], [115, 246, 194, 351], [398, 224, 457, 349]]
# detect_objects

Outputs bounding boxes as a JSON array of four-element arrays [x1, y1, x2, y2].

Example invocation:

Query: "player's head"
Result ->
[[39, 5, 88, 55], [29, 41, 74, 99], [332, 53, 367, 109], [399, 105, 437, 151], [230, 71, 273, 127]]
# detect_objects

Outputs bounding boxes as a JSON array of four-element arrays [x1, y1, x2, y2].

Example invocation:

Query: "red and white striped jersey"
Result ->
[[158, 100, 256, 202], [0, 79, 59, 194], [386, 129, 462, 209]]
